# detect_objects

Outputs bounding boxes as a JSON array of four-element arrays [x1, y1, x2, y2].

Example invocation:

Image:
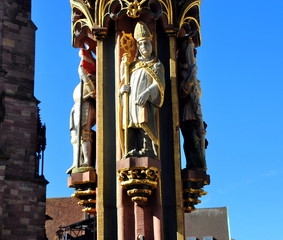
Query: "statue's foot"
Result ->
[[138, 149, 157, 159], [124, 149, 140, 158], [66, 165, 75, 174], [81, 162, 90, 167], [72, 165, 95, 173]]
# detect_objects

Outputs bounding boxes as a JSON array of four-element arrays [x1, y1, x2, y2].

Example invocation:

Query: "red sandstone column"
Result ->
[[117, 157, 162, 240], [134, 203, 146, 239]]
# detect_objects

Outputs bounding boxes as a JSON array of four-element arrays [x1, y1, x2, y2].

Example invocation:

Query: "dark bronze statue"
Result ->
[[178, 34, 207, 171]]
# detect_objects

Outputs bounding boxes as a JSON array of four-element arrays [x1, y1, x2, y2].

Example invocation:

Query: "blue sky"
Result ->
[[32, 1, 283, 239]]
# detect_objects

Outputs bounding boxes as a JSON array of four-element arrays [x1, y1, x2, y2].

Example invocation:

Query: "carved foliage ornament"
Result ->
[[126, 0, 146, 18], [118, 167, 160, 203], [101, 0, 172, 26], [82, 0, 95, 8], [70, 0, 202, 39], [118, 167, 160, 183]]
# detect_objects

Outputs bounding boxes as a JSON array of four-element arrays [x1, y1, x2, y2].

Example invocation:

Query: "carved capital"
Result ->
[[118, 167, 160, 204], [69, 170, 97, 215], [118, 167, 160, 182], [181, 168, 209, 213]]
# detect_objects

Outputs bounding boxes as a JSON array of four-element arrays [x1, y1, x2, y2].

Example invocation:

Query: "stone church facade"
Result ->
[[0, 1, 48, 239]]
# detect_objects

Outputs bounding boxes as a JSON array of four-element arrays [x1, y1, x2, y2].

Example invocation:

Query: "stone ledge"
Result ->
[[4, 92, 40, 104], [68, 170, 96, 188], [117, 157, 161, 170], [5, 175, 49, 185]]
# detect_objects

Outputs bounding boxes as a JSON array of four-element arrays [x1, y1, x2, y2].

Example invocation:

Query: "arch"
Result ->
[[96, 0, 173, 27], [178, 0, 202, 46], [71, 0, 95, 28]]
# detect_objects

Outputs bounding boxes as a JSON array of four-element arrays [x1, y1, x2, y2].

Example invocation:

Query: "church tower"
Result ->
[[0, 1, 48, 239]]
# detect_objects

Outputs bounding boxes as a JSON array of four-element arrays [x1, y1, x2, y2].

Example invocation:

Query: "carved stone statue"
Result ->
[[119, 21, 165, 159], [67, 48, 96, 174], [178, 35, 207, 171]]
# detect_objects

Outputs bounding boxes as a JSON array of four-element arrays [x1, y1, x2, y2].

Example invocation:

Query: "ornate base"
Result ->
[[181, 168, 210, 213], [68, 170, 97, 215], [117, 157, 161, 204], [118, 167, 159, 204]]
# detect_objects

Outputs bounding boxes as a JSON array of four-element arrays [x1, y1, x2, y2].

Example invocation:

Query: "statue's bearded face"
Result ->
[[137, 39, 152, 59]]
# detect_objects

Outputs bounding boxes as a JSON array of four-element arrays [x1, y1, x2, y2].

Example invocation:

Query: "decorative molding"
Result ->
[[70, 0, 203, 42], [70, 0, 96, 47], [179, 0, 201, 28], [178, 0, 202, 46], [118, 167, 160, 182], [181, 168, 209, 213], [69, 171, 97, 214], [118, 167, 160, 203]]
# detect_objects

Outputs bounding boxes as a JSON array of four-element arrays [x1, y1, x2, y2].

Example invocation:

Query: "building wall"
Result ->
[[0, 0, 48, 239], [46, 198, 85, 240], [185, 207, 231, 240]]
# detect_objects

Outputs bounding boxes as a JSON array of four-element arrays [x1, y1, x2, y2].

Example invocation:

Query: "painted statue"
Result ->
[[67, 48, 96, 174], [178, 35, 207, 171], [119, 21, 165, 159]]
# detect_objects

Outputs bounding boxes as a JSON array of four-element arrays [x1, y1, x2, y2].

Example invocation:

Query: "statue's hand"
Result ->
[[154, 61, 162, 71], [121, 55, 129, 65], [70, 131, 78, 144], [119, 84, 131, 95], [136, 89, 150, 107]]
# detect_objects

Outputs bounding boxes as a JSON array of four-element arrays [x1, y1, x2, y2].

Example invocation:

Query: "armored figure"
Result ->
[[67, 48, 96, 174], [178, 35, 207, 171], [120, 22, 165, 159]]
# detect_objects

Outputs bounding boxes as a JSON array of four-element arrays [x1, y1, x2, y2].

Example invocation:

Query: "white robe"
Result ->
[[122, 58, 165, 145]]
